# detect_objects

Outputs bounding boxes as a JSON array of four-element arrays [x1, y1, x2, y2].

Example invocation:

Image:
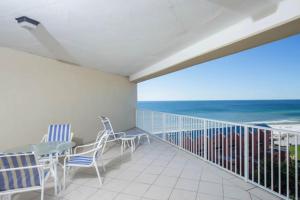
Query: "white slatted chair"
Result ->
[[100, 117, 150, 148], [40, 124, 74, 160], [100, 116, 126, 144], [0, 153, 50, 200], [63, 133, 109, 189]]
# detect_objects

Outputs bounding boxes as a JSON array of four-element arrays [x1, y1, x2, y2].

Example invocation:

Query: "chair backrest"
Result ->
[[94, 132, 109, 159], [47, 124, 72, 142], [100, 116, 116, 139], [0, 153, 41, 192]]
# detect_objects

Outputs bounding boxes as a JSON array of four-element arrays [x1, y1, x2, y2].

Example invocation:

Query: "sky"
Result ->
[[138, 34, 300, 101]]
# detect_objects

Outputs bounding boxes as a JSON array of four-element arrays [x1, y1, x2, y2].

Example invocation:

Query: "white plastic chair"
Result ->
[[100, 116, 126, 143], [63, 133, 109, 189], [101, 117, 150, 148], [0, 153, 50, 200]]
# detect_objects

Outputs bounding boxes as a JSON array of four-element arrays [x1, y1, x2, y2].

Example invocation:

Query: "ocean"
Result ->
[[137, 100, 300, 124]]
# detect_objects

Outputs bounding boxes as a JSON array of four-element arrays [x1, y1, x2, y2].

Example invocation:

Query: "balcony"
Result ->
[[136, 110, 300, 200], [12, 128, 281, 200], [1, 1, 300, 200]]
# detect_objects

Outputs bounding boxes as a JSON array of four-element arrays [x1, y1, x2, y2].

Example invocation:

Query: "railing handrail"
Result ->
[[137, 108, 300, 135]]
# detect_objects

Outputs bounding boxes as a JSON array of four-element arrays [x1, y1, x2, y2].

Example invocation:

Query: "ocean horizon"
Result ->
[[137, 99, 300, 125]]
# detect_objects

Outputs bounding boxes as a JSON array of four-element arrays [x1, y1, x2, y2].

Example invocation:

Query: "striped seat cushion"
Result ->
[[48, 124, 71, 142], [67, 156, 93, 166], [0, 153, 40, 192]]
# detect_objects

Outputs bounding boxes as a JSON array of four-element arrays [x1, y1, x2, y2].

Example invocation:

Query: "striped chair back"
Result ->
[[0, 153, 40, 192], [47, 124, 71, 142]]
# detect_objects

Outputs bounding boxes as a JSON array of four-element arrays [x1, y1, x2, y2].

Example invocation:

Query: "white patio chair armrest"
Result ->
[[70, 132, 74, 141], [74, 142, 98, 153], [41, 134, 47, 143], [65, 148, 97, 158], [0, 164, 45, 172]]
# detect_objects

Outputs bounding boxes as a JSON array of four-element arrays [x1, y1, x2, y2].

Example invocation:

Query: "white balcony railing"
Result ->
[[136, 109, 300, 200]]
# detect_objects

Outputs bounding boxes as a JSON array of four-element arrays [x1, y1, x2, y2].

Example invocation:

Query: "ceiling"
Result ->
[[0, 0, 284, 77]]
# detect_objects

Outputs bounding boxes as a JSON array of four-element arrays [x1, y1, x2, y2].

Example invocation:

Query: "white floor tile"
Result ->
[[87, 189, 118, 200], [169, 189, 197, 200], [63, 185, 97, 200], [198, 181, 223, 197], [223, 185, 251, 200], [197, 193, 223, 200], [114, 193, 140, 200], [122, 182, 150, 197], [135, 173, 158, 184], [154, 175, 178, 187], [175, 178, 199, 192], [143, 185, 173, 200]]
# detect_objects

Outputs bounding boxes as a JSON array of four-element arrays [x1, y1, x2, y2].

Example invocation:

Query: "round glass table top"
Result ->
[[4, 141, 76, 156]]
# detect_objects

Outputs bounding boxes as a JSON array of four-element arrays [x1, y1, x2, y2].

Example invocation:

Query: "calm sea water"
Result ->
[[137, 100, 300, 124]]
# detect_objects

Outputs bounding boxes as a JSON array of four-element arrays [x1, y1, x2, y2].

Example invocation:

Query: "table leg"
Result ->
[[131, 140, 134, 153], [121, 140, 124, 155]]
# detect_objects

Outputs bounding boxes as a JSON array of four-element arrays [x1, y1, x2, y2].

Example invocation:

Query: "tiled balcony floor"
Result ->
[[12, 129, 281, 200]]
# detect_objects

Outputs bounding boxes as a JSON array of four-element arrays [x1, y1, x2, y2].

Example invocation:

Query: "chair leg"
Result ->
[[101, 157, 106, 172], [146, 135, 150, 144], [137, 136, 141, 145], [94, 164, 102, 186], [121, 140, 124, 155], [53, 164, 58, 195], [41, 185, 44, 200], [63, 165, 67, 190]]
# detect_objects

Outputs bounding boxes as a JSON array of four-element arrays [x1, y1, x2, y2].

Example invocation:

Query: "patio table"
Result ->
[[120, 135, 137, 154], [4, 141, 76, 195]]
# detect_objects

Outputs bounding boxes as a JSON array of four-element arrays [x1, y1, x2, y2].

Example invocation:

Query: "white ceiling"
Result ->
[[0, 0, 283, 77]]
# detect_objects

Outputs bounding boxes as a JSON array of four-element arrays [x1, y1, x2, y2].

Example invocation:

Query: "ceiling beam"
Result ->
[[130, 1, 300, 82]]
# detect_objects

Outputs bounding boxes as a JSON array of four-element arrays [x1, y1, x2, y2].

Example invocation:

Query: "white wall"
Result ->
[[0, 47, 137, 149]]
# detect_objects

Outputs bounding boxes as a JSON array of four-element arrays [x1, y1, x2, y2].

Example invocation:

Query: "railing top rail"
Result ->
[[137, 109, 300, 135]]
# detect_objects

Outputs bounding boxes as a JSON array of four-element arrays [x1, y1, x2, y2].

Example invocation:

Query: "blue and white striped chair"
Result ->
[[41, 124, 74, 159], [63, 132, 109, 189], [0, 153, 49, 200], [100, 116, 126, 144], [41, 124, 73, 143]]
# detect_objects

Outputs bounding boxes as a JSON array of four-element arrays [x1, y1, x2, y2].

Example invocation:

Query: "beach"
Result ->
[[269, 123, 300, 133]]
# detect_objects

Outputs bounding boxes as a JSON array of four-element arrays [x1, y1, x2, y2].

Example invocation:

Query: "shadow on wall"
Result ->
[[209, 0, 283, 21], [27, 24, 79, 66]]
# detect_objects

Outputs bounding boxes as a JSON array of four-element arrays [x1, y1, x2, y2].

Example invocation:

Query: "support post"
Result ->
[[204, 120, 208, 160], [244, 126, 249, 181]]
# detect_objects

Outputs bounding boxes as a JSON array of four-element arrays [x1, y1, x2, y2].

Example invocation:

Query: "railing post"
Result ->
[[136, 109, 138, 128], [151, 111, 154, 134], [244, 125, 249, 181], [162, 113, 166, 141], [179, 116, 183, 148], [204, 120, 207, 160], [142, 110, 144, 130]]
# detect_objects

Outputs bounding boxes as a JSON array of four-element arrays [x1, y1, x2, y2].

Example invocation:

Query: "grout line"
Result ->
[[246, 186, 258, 191]]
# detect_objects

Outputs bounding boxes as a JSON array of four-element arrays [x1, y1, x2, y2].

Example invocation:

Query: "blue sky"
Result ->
[[138, 34, 300, 101]]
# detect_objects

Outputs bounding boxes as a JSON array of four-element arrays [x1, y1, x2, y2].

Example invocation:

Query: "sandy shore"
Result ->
[[269, 123, 300, 132], [268, 124, 300, 145]]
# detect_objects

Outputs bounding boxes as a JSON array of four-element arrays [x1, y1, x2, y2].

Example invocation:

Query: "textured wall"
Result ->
[[0, 47, 137, 149]]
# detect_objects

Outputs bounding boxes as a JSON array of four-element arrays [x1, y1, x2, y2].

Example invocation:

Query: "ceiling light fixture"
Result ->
[[15, 16, 40, 30]]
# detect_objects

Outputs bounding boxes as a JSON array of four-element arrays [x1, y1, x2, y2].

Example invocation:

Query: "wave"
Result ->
[[247, 119, 300, 125]]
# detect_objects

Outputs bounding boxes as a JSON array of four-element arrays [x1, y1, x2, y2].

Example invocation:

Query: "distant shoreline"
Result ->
[[269, 123, 300, 132], [138, 100, 300, 132]]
